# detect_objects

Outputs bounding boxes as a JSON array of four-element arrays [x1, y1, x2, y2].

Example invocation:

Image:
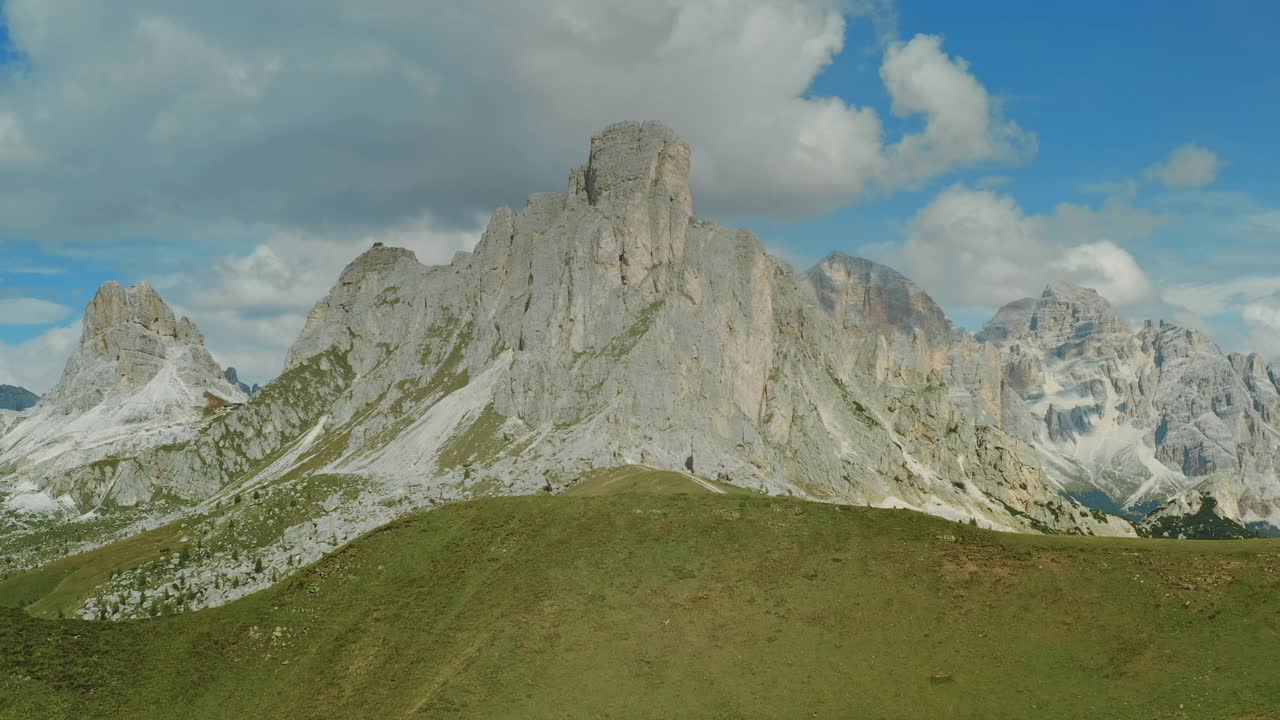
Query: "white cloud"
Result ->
[[0, 1, 1046, 383], [974, 175, 1012, 189], [1159, 278, 1280, 363], [1241, 299, 1280, 362], [0, 1, 1034, 240], [895, 185, 1043, 306], [1236, 210, 1280, 241], [879, 184, 1154, 310], [0, 297, 73, 325], [0, 323, 79, 392], [1242, 301, 1280, 333], [879, 34, 1036, 187], [1144, 144, 1221, 189], [1047, 195, 1169, 246], [1051, 240, 1153, 306]]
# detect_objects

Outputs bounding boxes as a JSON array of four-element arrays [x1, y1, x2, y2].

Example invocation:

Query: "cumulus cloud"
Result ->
[[1048, 195, 1169, 246], [1240, 299, 1280, 361], [1144, 144, 1221, 189], [0, 0, 1034, 241], [0, 112, 40, 167], [1051, 240, 1153, 306], [0, 323, 79, 392], [1236, 210, 1280, 242], [0, 297, 73, 325], [879, 34, 1036, 187], [1242, 301, 1280, 333], [881, 184, 1154, 309]]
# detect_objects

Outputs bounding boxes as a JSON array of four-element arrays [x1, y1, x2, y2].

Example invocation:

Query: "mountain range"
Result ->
[[0, 121, 1271, 620]]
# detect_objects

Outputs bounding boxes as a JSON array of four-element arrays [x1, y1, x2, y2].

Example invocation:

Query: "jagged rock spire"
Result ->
[[570, 121, 693, 286], [39, 281, 239, 412]]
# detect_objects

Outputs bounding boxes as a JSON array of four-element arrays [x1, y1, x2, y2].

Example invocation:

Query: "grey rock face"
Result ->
[[803, 253, 1004, 427], [1028, 282, 1129, 351], [31, 122, 1127, 542], [806, 252, 952, 348], [0, 385, 38, 412], [807, 259, 1280, 531]]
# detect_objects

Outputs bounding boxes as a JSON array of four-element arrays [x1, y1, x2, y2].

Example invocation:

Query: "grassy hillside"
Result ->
[[2, 483, 1280, 719], [564, 463, 749, 496]]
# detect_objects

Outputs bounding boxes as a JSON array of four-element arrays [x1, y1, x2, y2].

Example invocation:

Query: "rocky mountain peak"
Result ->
[[578, 121, 690, 207], [976, 297, 1035, 346], [804, 252, 953, 344], [569, 121, 693, 286], [287, 245, 424, 372], [0, 279, 246, 506], [83, 280, 178, 354], [38, 280, 240, 414], [229, 120, 1125, 539], [223, 367, 262, 396], [1028, 281, 1128, 348]]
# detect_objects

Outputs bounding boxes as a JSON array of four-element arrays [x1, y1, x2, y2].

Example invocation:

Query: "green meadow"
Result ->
[[3, 473, 1278, 719]]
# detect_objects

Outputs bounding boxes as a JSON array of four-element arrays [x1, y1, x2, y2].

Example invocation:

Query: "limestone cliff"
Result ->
[[804, 253, 1004, 426]]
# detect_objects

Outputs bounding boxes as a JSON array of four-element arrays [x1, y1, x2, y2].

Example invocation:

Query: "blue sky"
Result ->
[[0, 1, 1277, 391], [741, 0, 1280, 331]]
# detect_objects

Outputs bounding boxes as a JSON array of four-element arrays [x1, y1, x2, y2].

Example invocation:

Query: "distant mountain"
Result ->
[[0, 281, 245, 515], [223, 367, 261, 397], [0, 385, 38, 412], [803, 253, 1006, 428], [805, 251, 953, 347], [808, 259, 1280, 536], [984, 283, 1280, 534]]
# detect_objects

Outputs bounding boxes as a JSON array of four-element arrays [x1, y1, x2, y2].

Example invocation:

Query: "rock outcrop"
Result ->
[[806, 252, 953, 357], [223, 367, 260, 396]]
